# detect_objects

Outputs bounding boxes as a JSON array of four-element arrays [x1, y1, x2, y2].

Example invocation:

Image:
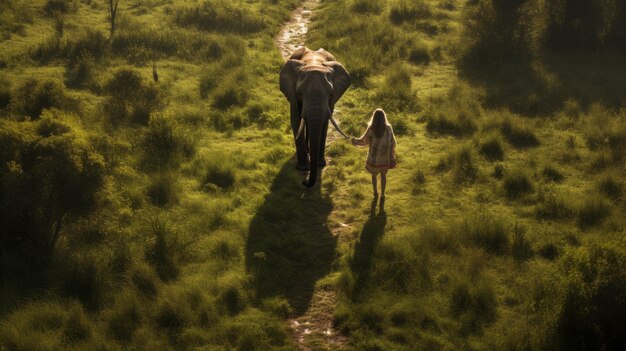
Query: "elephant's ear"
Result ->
[[279, 59, 305, 104], [323, 61, 351, 105]]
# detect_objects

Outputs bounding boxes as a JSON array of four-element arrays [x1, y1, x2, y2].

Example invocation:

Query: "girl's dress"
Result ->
[[356, 124, 397, 174]]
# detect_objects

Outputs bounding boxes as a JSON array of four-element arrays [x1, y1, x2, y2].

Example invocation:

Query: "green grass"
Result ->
[[2, 0, 626, 350]]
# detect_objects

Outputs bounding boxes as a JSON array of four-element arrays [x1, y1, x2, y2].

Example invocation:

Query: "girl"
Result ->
[[352, 108, 397, 207]]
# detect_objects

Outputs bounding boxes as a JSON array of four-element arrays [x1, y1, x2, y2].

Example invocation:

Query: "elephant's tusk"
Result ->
[[330, 116, 351, 139], [294, 117, 305, 140]]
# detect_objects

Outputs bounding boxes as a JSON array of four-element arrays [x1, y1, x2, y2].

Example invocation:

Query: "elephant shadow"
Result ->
[[245, 157, 336, 316]]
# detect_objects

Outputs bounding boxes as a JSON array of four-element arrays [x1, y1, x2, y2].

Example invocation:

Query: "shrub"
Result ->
[[65, 53, 99, 90], [407, 40, 431, 65], [10, 78, 71, 119], [544, 243, 626, 350], [130, 264, 159, 297], [155, 301, 186, 332], [541, 164, 564, 182], [584, 108, 626, 162], [203, 163, 236, 191], [500, 118, 539, 148], [64, 29, 108, 64], [147, 173, 179, 207], [144, 219, 183, 281], [140, 115, 194, 170], [44, 0, 71, 16], [63, 305, 92, 343], [351, 0, 383, 14], [538, 242, 559, 260], [0, 74, 11, 109], [425, 110, 476, 137], [0, 116, 105, 261], [535, 188, 573, 220], [597, 173, 623, 201], [461, 213, 509, 254], [389, 0, 431, 25], [412, 167, 426, 193], [511, 224, 532, 262], [450, 279, 497, 334], [62, 259, 103, 310], [459, 0, 528, 65], [451, 145, 478, 184], [174, 1, 266, 33], [576, 195, 611, 229], [105, 294, 142, 342], [104, 68, 163, 124], [376, 64, 417, 111], [503, 170, 533, 199], [479, 133, 504, 161], [493, 163, 505, 179]]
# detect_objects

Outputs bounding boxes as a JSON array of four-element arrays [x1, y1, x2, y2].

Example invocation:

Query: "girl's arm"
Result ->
[[351, 127, 370, 146]]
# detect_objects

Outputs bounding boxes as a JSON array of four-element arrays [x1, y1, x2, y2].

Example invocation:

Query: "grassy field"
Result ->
[[1, 0, 626, 350]]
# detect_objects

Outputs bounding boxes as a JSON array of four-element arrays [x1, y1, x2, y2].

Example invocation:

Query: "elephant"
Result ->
[[279, 47, 351, 188]]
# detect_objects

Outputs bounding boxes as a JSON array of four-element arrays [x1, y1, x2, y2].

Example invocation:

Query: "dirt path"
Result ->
[[275, 1, 349, 350]]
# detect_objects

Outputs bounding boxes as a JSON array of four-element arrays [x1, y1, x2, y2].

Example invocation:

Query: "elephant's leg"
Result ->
[[290, 104, 308, 170], [318, 119, 329, 167]]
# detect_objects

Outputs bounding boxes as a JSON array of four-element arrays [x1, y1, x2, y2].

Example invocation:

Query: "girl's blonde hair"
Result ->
[[368, 108, 389, 138]]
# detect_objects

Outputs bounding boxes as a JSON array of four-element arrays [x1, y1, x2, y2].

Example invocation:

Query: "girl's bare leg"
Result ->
[[372, 174, 378, 197], [381, 171, 387, 197]]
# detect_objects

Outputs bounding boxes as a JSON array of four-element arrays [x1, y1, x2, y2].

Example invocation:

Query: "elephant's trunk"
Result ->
[[330, 116, 350, 139], [303, 119, 323, 188]]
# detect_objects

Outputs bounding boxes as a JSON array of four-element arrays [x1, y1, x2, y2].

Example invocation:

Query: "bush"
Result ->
[[407, 40, 431, 65], [10, 78, 71, 119], [461, 214, 509, 254], [538, 242, 559, 260], [389, 0, 431, 25], [500, 118, 539, 148], [144, 219, 186, 281], [597, 173, 623, 201], [351, 0, 383, 14], [147, 173, 179, 207], [64, 29, 108, 64], [376, 64, 417, 111], [0, 116, 105, 261], [425, 110, 476, 137], [203, 163, 236, 191], [511, 224, 532, 262], [104, 68, 163, 125], [535, 188, 573, 220], [44, 0, 71, 16], [452, 145, 478, 184], [459, 0, 528, 65], [544, 243, 626, 350], [503, 170, 533, 199], [140, 115, 195, 170], [479, 133, 504, 161], [541, 164, 564, 182], [62, 259, 103, 310], [450, 279, 497, 334], [174, 1, 266, 33], [576, 195, 611, 229], [0, 74, 11, 109], [65, 53, 99, 90], [584, 107, 626, 163]]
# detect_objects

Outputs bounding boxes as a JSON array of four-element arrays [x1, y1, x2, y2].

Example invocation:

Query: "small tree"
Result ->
[[107, 0, 120, 38], [0, 113, 105, 265]]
